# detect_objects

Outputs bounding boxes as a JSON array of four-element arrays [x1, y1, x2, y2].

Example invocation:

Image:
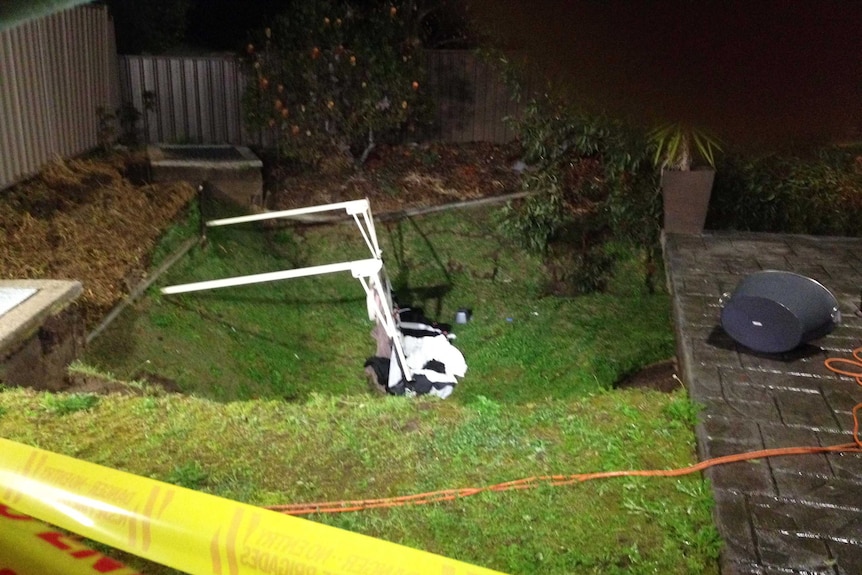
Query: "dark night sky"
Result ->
[[8, 1, 859, 145], [470, 0, 862, 145]]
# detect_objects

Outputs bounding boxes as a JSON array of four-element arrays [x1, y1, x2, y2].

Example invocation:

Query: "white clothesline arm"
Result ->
[[163, 199, 404, 379], [162, 258, 382, 294], [205, 198, 382, 261], [205, 199, 370, 227], [352, 211, 381, 259]]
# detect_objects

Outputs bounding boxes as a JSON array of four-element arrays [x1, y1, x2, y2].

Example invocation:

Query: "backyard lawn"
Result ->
[[0, 150, 721, 574]]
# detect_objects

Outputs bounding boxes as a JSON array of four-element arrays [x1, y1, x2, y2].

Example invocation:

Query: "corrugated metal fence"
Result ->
[[118, 55, 249, 145], [118, 50, 529, 147], [0, 4, 119, 190]]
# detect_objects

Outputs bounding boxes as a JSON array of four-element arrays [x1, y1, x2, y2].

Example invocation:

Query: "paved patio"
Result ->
[[663, 232, 862, 575]]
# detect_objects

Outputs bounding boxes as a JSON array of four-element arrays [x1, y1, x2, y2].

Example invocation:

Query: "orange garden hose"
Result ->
[[267, 348, 862, 516]]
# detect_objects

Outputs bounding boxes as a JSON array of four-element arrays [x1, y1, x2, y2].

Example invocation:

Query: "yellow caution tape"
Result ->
[[0, 504, 143, 575], [0, 438, 506, 575]]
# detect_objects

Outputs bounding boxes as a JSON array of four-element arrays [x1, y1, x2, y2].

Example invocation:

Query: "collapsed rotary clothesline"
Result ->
[[365, 306, 466, 399], [162, 198, 466, 396]]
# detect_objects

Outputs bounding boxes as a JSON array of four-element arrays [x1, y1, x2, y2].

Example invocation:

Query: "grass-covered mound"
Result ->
[[0, 386, 720, 574]]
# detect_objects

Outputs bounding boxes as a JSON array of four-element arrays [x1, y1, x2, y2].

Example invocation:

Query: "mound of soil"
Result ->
[[614, 359, 681, 393], [0, 153, 196, 328]]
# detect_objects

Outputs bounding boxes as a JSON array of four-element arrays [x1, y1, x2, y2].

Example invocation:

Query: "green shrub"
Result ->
[[708, 147, 862, 235], [496, 85, 660, 294]]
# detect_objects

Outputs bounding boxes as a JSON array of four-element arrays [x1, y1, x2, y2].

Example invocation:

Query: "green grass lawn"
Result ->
[[0, 201, 721, 574], [85, 202, 675, 404]]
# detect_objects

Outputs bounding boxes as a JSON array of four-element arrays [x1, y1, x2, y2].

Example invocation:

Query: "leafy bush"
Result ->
[[242, 1, 431, 168], [708, 147, 862, 235], [98, 92, 157, 149], [496, 85, 660, 294]]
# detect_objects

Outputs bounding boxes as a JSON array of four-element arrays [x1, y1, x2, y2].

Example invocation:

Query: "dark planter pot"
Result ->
[[661, 168, 715, 234], [720, 270, 840, 354]]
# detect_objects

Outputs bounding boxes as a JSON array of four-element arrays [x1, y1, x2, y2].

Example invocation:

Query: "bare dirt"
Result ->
[[613, 358, 681, 393], [264, 141, 524, 213], [1, 143, 677, 393]]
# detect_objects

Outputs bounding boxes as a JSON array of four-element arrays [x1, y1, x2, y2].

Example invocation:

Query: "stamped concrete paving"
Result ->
[[663, 232, 862, 575]]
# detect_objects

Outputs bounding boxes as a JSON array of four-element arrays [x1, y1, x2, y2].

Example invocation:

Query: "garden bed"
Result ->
[[263, 141, 523, 213], [0, 152, 196, 328]]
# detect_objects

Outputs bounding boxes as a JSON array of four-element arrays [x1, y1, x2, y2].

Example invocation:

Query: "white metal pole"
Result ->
[[161, 258, 381, 294], [352, 211, 379, 259], [361, 208, 382, 258], [205, 199, 370, 227], [358, 273, 413, 382]]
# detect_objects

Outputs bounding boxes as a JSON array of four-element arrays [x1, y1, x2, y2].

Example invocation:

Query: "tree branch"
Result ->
[[357, 128, 376, 165]]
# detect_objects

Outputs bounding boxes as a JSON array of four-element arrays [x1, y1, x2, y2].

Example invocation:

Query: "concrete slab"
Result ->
[[0, 280, 83, 391], [0, 280, 82, 353], [0, 287, 36, 316], [148, 144, 264, 208], [663, 231, 862, 574]]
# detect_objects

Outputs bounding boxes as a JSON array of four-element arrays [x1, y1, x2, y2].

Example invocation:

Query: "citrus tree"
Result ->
[[243, 1, 430, 167]]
